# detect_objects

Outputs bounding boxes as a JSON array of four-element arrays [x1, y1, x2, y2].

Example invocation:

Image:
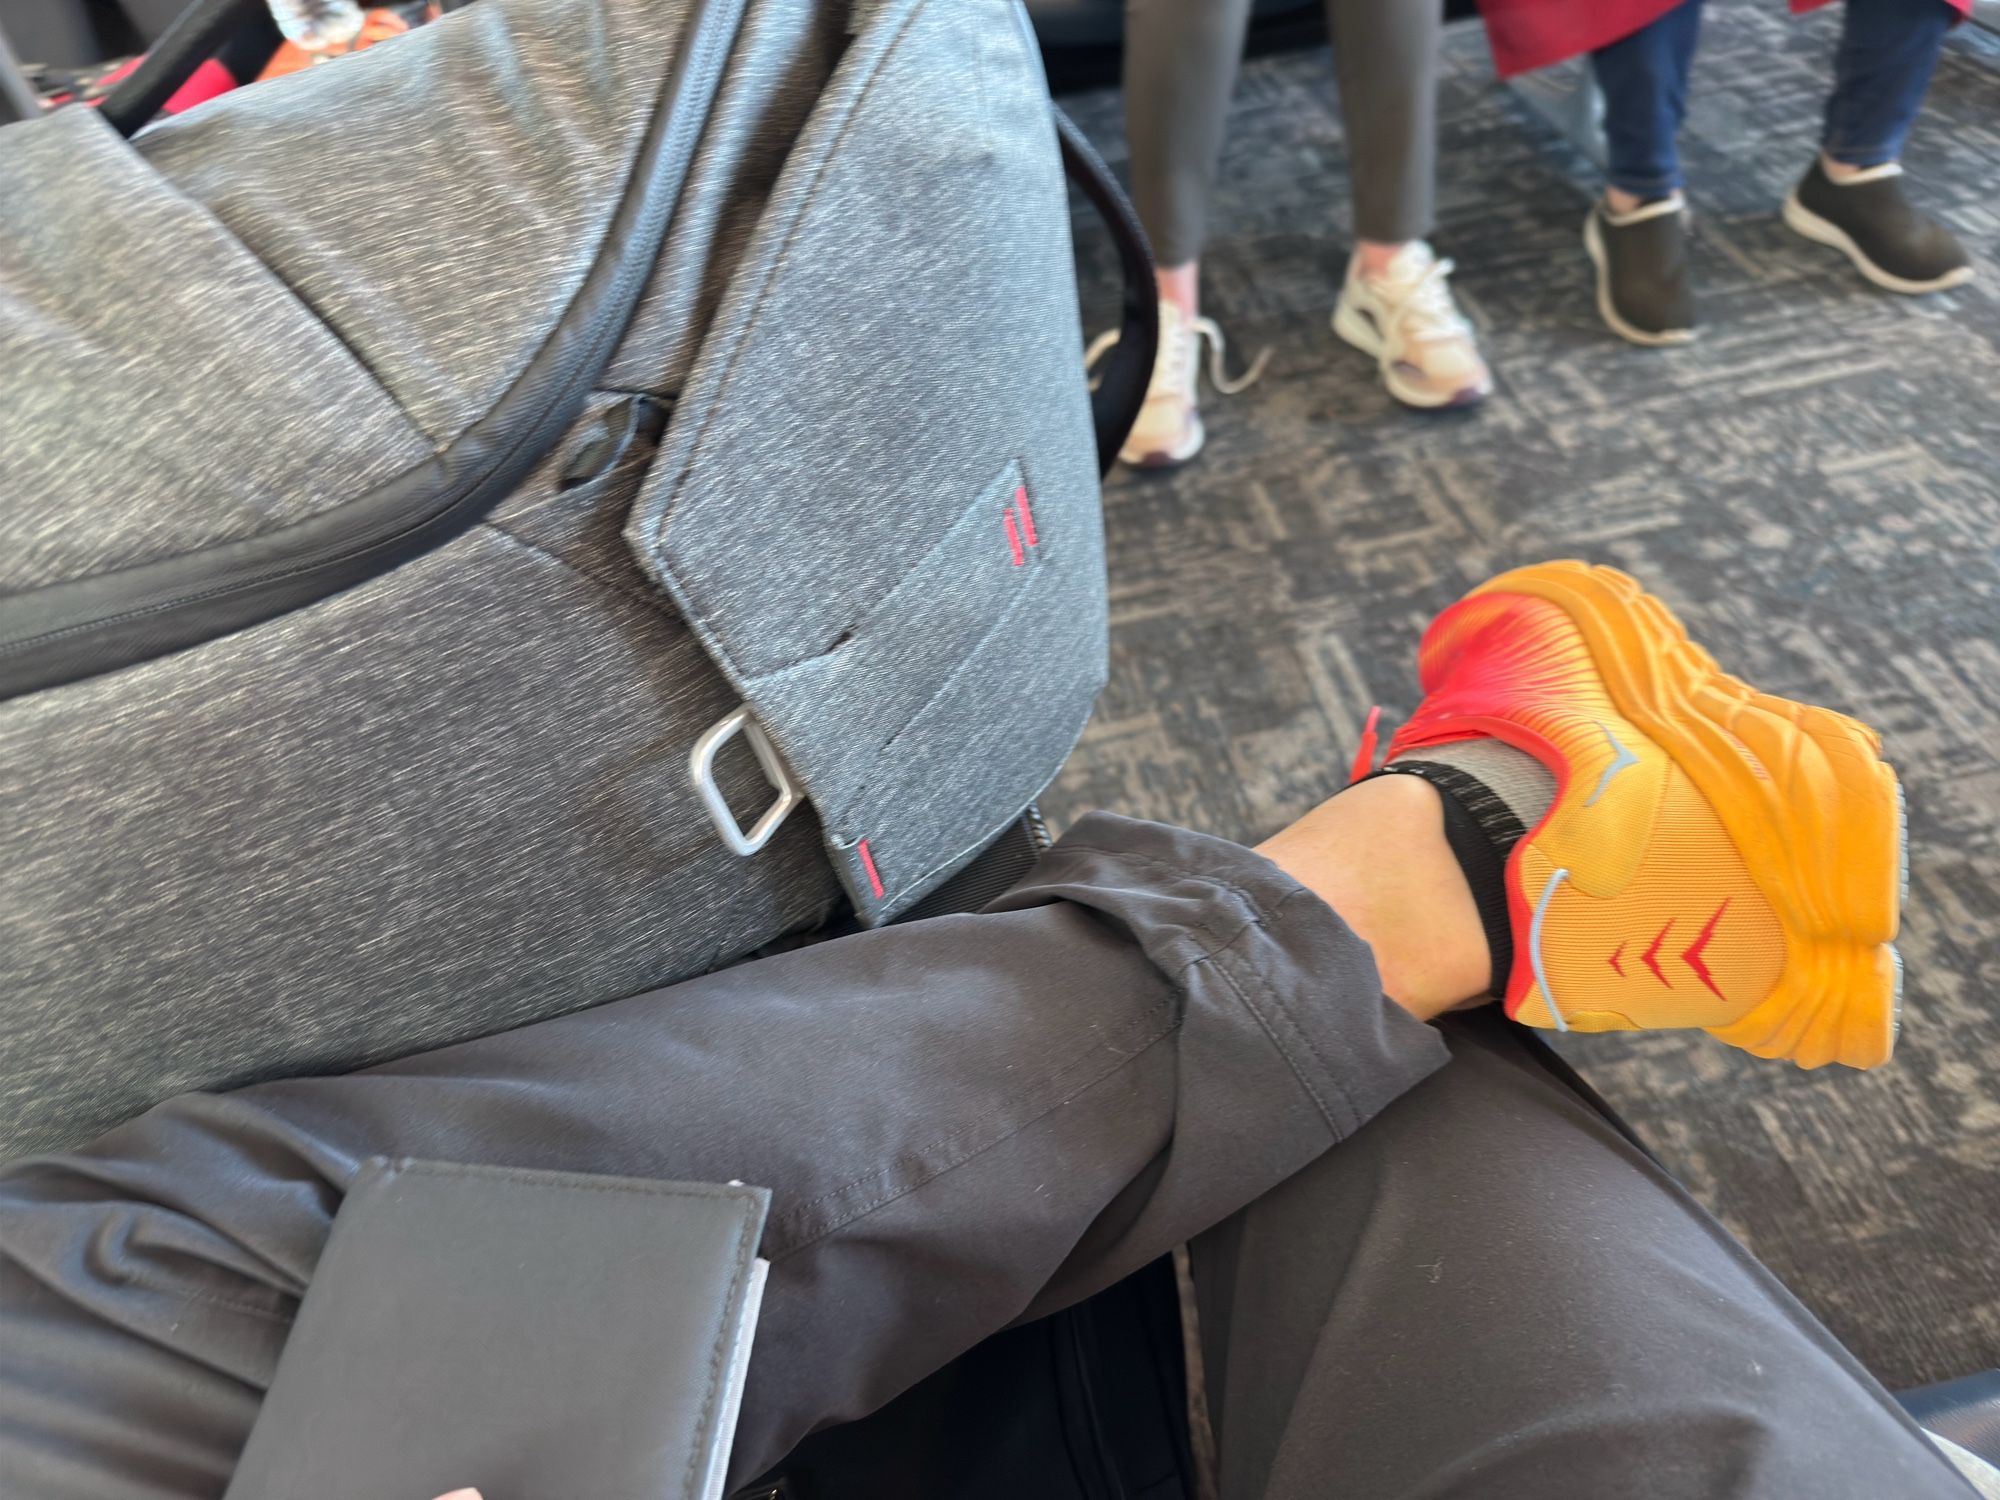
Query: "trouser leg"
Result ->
[[1822, 0, 1956, 169], [1122, 0, 1255, 266], [1190, 1008, 1973, 1500], [1592, 0, 1706, 199], [0, 814, 1446, 1500], [1325, 0, 1438, 244]]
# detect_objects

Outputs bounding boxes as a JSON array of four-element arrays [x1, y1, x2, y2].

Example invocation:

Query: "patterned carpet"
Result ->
[[1050, 0, 2000, 1390]]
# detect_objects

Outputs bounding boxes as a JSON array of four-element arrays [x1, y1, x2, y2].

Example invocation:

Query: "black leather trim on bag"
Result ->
[[1053, 107, 1158, 478], [96, 0, 269, 137], [0, 24, 43, 129], [0, 0, 748, 701]]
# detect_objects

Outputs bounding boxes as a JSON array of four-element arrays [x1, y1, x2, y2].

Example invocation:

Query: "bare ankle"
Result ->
[[1353, 240, 1406, 280], [1604, 186, 1647, 217], [1258, 775, 1491, 1023], [1157, 262, 1200, 321]]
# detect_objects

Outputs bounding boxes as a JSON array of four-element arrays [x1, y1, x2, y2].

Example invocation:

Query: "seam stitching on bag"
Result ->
[[479, 521, 672, 616], [105, 106, 424, 434], [743, 460, 1029, 689], [0, 0, 742, 672], [638, 0, 937, 627]]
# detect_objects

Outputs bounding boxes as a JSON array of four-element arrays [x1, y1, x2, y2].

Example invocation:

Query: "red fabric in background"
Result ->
[[93, 55, 239, 112], [1478, 0, 1971, 80]]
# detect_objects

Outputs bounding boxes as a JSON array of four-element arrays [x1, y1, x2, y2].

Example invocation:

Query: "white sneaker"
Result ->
[[1332, 242, 1492, 409], [1086, 300, 1269, 470]]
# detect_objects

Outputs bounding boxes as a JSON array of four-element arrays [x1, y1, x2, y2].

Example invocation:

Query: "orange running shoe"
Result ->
[[1384, 561, 1904, 1069]]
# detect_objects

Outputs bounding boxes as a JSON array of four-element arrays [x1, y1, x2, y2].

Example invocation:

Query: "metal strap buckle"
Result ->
[[689, 705, 801, 857]]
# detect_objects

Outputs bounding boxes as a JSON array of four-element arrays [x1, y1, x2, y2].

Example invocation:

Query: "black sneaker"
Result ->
[[1583, 195, 1697, 347], [1784, 157, 1972, 295]]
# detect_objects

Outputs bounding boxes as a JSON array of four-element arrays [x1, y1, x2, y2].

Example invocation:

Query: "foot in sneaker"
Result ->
[[1086, 300, 1268, 470], [1784, 155, 1972, 295], [1332, 243, 1492, 409], [1377, 562, 1904, 1070], [1584, 194, 1697, 347]]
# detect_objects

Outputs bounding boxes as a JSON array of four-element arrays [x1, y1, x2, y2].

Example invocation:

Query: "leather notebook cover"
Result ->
[[223, 1158, 770, 1500]]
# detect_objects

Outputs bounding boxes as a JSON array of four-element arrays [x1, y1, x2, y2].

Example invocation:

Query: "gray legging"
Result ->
[[1125, 0, 1440, 265]]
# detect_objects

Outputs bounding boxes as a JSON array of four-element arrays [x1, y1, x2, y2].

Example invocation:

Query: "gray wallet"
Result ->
[[222, 1158, 770, 1500]]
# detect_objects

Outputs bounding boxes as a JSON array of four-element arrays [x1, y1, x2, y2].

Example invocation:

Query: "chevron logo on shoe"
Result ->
[[1681, 899, 1730, 999], [1627, 901, 1730, 997], [1641, 920, 1674, 986]]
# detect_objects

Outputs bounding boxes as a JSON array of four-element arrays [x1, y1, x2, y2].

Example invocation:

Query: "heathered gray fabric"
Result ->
[[604, 0, 846, 396], [630, 0, 1106, 921], [0, 471, 838, 1157], [0, 107, 431, 593], [135, 0, 697, 445], [0, 0, 1107, 1153], [1388, 736, 1558, 827], [488, 390, 677, 601]]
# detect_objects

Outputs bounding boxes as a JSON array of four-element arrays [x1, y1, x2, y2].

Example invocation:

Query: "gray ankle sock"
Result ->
[[1375, 739, 1556, 995], [1387, 739, 1556, 844]]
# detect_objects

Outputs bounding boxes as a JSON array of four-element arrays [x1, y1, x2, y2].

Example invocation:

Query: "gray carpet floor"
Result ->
[[1050, 0, 2000, 1390]]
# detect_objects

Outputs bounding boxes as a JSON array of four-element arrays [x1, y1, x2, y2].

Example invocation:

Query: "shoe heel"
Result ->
[[1701, 693, 1901, 1068], [1331, 298, 1383, 358], [1478, 561, 1904, 1068]]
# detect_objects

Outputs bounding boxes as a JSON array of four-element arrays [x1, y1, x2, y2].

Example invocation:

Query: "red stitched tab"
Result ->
[[1014, 485, 1038, 547], [857, 838, 885, 900], [1004, 510, 1025, 567], [1347, 705, 1383, 784]]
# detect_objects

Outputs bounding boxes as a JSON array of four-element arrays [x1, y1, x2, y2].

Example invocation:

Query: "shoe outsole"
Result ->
[[1476, 562, 1903, 1069], [1118, 410, 1205, 470], [1782, 191, 1975, 296], [1331, 300, 1492, 411], [1583, 211, 1697, 348]]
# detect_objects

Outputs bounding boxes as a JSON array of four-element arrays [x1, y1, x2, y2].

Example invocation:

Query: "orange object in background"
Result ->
[[258, 6, 435, 81]]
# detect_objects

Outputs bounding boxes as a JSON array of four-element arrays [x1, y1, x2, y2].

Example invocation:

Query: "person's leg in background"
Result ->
[[1187, 1008, 1977, 1500], [1111, 0, 1486, 461], [1326, 0, 1493, 410], [1784, 0, 1972, 293], [1114, 0, 1263, 467], [1583, 0, 1704, 345]]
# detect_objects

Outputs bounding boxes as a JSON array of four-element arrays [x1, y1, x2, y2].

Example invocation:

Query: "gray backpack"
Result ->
[[0, 0, 1155, 1156]]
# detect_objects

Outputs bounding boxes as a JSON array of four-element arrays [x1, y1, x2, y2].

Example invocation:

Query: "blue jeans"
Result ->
[[1823, 0, 1957, 166], [1591, 0, 1705, 199], [1590, 0, 1957, 199]]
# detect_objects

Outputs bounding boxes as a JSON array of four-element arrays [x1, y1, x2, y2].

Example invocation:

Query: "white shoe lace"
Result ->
[[1372, 255, 1472, 349], [1085, 306, 1271, 399]]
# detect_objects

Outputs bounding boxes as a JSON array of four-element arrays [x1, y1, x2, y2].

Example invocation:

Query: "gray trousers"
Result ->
[[1124, 0, 1440, 264], [0, 814, 1973, 1499]]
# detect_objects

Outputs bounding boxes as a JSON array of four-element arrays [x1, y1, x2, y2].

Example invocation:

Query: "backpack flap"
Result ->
[[0, 0, 747, 696], [628, 0, 1106, 923]]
